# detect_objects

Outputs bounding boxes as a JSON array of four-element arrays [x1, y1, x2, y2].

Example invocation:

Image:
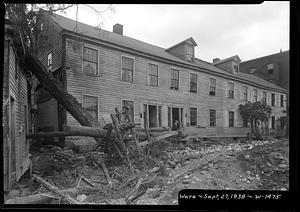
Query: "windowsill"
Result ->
[[121, 80, 134, 84]]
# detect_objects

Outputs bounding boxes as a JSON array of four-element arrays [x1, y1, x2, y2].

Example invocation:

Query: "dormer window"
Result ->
[[186, 45, 194, 61], [267, 63, 274, 74], [233, 64, 239, 75]]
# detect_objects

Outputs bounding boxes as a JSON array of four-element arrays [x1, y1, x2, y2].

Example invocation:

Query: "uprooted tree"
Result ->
[[4, 4, 115, 128], [239, 101, 272, 139]]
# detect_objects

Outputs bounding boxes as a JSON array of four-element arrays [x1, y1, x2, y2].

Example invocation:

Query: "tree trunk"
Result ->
[[21, 46, 101, 128]]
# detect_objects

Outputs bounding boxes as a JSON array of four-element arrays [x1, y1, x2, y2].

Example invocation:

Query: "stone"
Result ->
[[145, 187, 161, 198], [136, 198, 159, 205], [278, 164, 287, 169], [76, 194, 87, 203], [245, 154, 250, 159], [109, 198, 126, 205], [280, 187, 287, 191]]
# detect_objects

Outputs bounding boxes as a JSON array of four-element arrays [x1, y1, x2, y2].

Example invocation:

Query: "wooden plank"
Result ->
[[33, 175, 80, 204], [139, 131, 178, 147]]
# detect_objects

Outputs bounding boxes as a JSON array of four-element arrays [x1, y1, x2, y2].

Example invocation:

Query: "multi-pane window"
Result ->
[[47, 52, 52, 72], [122, 100, 134, 122], [228, 82, 234, 98], [83, 47, 98, 76], [280, 95, 284, 107], [262, 91, 267, 103], [190, 73, 197, 93], [242, 86, 248, 101], [271, 93, 275, 106], [209, 109, 216, 127], [267, 63, 274, 75], [122, 57, 134, 82], [229, 111, 234, 127], [243, 119, 248, 128], [83, 95, 98, 122], [149, 64, 158, 86], [233, 65, 239, 74], [209, 78, 216, 96], [187, 46, 194, 61], [190, 108, 197, 126], [253, 89, 258, 102], [170, 69, 179, 90], [271, 116, 275, 129]]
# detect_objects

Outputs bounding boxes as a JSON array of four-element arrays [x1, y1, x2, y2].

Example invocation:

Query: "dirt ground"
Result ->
[[4, 136, 289, 205]]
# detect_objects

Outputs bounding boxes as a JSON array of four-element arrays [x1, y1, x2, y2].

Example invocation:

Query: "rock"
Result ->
[[245, 154, 250, 159], [280, 187, 287, 191], [136, 198, 159, 205], [149, 167, 160, 174], [145, 187, 161, 198], [278, 164, 287, 169], [168, 161, 176, 168], [109, 198, 126, 205], [76, 194, 87, 203]]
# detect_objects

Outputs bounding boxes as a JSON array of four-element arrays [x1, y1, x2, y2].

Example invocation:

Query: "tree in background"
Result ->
[[239, 101, 272, 140]]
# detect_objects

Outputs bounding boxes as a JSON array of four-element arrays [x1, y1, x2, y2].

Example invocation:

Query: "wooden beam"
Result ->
[[33, 175, 80, 204], [139, 131, 178, 147]]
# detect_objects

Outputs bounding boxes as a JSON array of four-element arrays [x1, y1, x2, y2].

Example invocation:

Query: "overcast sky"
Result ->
[[58, 2, 289, 63]]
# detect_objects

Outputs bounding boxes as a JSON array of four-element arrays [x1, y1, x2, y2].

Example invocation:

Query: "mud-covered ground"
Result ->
[[4, 137, 289, 205]]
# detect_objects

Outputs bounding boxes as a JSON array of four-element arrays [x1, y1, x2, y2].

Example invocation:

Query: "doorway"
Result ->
[[143, 104, 162, 128], [168, 107, 183, 129]]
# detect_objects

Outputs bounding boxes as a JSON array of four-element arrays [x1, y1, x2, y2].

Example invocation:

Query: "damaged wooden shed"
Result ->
[[3, 20, 32, 191]]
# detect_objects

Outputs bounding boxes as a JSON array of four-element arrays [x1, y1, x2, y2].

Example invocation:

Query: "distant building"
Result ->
[[239, 50, 289, 90]]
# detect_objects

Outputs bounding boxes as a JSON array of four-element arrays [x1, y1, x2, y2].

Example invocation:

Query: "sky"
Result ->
[[58, 2, 289, 63]]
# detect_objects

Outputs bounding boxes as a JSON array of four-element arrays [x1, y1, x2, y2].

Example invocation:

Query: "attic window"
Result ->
[[250, 67, 256, 73], [267, 63, 274, 74], [186, 46, 194, 61], [233, 65, 239, 74]]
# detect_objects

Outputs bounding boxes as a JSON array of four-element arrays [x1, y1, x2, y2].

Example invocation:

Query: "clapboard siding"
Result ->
[[64, 38, 286, 133], [37, 17, 62, 71], [4, 42, 30, 190]]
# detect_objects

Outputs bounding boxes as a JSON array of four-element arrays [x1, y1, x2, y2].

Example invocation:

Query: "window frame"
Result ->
[[189, 73, 197, 93], [229, 111, 234, 127], [47, 51, 53, 72], [189, 107, 197, 126], [242, 86, 248, 101], [148, 63, 159, 87], [209, 78, 216, 96], [271, 116, 275, 129], [82, 46, 98, 76], [186, 45, 194, 61], [209, 109, 216, 127], [267, 63, 274, 75], [82, 94, 99, 122], [280, 95, 284, 107], [262, 91, 267, 103], [253, 89, 258, 102], [121, 55, 135, 83], [170, 68, 179, 90], [249, 67, 256, 74], [271, 93, 275, 106], [228, 82, 234, 98]]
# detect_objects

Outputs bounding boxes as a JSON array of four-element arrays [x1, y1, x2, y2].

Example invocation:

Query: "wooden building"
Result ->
[[34, 12, 288, 145], [3, 21, 32, 191]]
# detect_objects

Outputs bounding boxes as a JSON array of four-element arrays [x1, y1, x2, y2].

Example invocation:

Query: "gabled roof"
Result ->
[[47, 12, 287, 93], [166, 37, 198, 51], [213, 55, 241, 65]]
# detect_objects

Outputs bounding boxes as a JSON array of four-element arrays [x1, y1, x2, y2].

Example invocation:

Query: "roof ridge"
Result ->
[[51, 12, 169, 52]]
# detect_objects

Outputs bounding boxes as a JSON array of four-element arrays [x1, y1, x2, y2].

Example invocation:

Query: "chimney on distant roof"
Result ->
[[213, 58, 220, 64], [113, 23, 123, 35]]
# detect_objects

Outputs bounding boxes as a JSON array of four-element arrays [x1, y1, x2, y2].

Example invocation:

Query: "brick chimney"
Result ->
[[213, 58, 220, 64], [113, 23, 123, 35]]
